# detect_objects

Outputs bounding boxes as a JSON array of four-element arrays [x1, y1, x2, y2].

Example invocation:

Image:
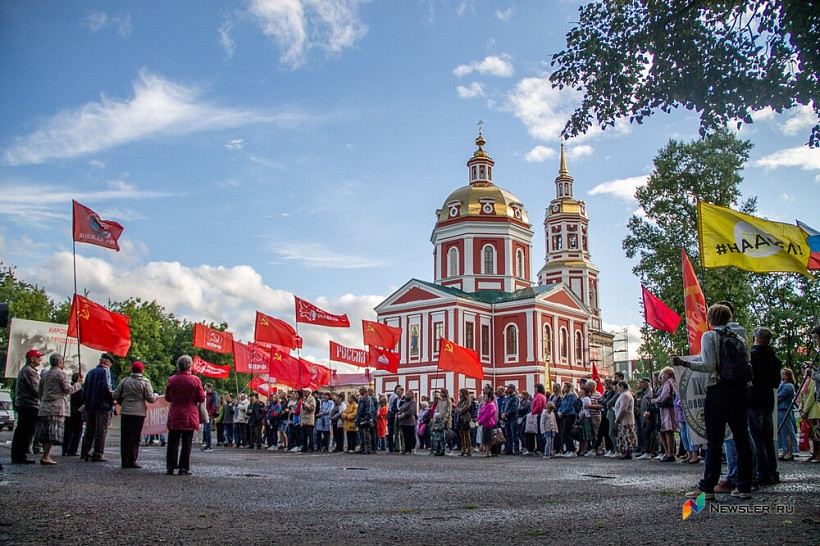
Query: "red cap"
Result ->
[[131, 361, 145, 373], [25, 349, 44, 358]]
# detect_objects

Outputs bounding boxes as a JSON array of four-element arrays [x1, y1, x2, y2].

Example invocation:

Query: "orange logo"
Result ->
[[444, 342, 454, 353], [273, 352, 282, 361], [79, 305, 91, 321], [260, 316, 269, 326]]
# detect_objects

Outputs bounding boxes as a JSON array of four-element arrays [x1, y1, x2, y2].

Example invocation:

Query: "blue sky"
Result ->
[[2, 1, 818, 364]]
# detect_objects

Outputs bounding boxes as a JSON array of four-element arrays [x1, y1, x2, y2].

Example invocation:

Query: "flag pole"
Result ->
[[71, 218, 83, 376]]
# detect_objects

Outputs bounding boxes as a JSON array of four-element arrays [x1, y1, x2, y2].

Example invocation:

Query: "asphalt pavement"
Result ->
[[0, 429, 818, 545]]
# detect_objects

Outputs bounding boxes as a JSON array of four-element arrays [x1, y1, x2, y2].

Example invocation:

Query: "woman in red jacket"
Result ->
[[165, 355, 205, 475]]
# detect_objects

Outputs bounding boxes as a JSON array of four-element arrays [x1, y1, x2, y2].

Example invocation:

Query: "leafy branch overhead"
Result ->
[[551, 0, 820, 146]]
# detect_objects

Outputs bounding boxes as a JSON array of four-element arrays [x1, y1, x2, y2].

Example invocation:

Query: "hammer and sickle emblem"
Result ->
[[79, 306, 91, 320], [366, 324, 375, 332], [273, 352, 283, 361], [444, 342, 454, 353], [260, 316, 269, 326]]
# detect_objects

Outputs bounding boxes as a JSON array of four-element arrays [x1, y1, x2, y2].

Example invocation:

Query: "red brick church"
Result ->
[[374, 131, 613, 398]]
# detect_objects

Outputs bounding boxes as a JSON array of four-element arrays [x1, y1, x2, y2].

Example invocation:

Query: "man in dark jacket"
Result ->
[[501, 384, 520, 455], [246, 394, 266, 450], [355, 387, 377, 454], [80, 353, 116, 462], [11, 349, 43, 464], [749, 327, 782, 485]]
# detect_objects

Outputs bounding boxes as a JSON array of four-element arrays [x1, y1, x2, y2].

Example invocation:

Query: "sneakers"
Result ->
[[606, 451, 620, 458], [563, 451, 577, 458], [730, 489, 751, 499], [714, 479, 735, 493], [583, 450, 596, 457], [636, 453, 651, 460], [520, 449, 529, 455], [685, 488, 715, 501], [604, 450, 615, 457], [289, 446, 300, 452]]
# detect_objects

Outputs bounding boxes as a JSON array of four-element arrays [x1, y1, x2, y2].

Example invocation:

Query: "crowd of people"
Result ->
[[6, 316, 820, 498]]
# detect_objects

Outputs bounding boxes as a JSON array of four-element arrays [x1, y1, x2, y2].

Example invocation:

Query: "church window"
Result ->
[[505, 324, 518, 357], [465, 321, 474, 350], [472, 166, 477, 180], [560, 327, 568, 360], [575, 331, 583, 364], [447, 247, 459, 277], [434, 322, 444, 355], [479, 165, 485, 178], [516, 249, 525, 278], [488, 167, 492, 180], [568, 234, 578, 249], [483, 245, 495, 274], [480, 324, 490, 357], [552, 235, 563, 251], [543, 324, 553, 362]]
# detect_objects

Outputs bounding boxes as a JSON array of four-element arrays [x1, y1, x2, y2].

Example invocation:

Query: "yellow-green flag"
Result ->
[[697, 202, 810, 276]]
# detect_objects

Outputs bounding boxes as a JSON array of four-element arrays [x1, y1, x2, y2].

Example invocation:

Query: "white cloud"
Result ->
[[752, 146, 820, 171], [778, 104, 819, 136], [456, 82, 484, 99], [248, 0, 368, 69], [0, 181, 171, 224], [273, 242, 386, 269], [226, 138, 245, 150], [524, 145, 556, 163], [82, 11, 132, 37], [567, 144, 593, 158], [89, 159, 106, 169], [2, 71, 305, 166], [495, 7, 515, 22], [219, 20, 236, 58], [30, 252, 383, 360], [588, 175, 648, 202], [454, 55, 514, 78]]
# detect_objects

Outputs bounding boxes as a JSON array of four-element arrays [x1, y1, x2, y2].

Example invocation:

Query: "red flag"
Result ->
[[368, 346, 399, 373], [67, 294, 131, 356], [641, 285, 682, 334], [247, 377, 271, 398], [193, 323, 234, 354], [232, 341, 271, 375], [682, 249, 709, 355], [299, 358, 332, 391], [192, 355, 230, 379], [254, 311, 298, 349], [591, 363, 605, 395], [295, 296, 350, 327], [437, 338, 483, 380], [72, 200, 124, 251], [362, 319, 402, 350], [329, 341, 368, 368], [269, 345, 304, 388]]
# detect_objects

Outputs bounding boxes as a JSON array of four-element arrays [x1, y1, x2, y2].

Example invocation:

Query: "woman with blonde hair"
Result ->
[[651, 366, 679, 462], [777, 368, 797, 461], [342, 394, 358, 453], [557, 382, 578, 457], [454, 388, 474, 456]]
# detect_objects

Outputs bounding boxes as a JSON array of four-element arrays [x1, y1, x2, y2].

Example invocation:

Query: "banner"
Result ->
[[269, 345, 303, 388], [72, 200, 124, 251], [329, 341, 368, 368], [698, 201, 810, 275], [254, 311, 299, 349], [248, 377, 271, 398], [362, 320, 402, 350], [368, 346, 399, 373], [299, 359, 332, 391], [642, 285, 682, 333], [682, 249, 709, 355], [141, 396, 170, 436], [674, 366, 708, 447], [193, 323, 234, 354], [68, 294, 131, 356], [437, 338, 484, 380], [797, 220, 820, 269], [232, 341, 270, 374], [192, 355, 230, 379], [4, 318, 103, 378], [295, 296, 350, 327]]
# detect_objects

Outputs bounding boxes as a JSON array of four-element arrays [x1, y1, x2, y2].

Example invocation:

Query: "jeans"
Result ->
[[749, 408, 777, 482], [679, 420, 693, 452], [202, 420, 212, 449], [224, 423, 234, 445], [360, 425, 374, 454], [777, 407, 797, 452], [543, 432, 556, 456], [504, 419, 519, 453], [699, 383, 753, 494]]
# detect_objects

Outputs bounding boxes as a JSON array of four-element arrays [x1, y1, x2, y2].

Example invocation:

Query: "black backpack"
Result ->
[[716, 327, 752, 384]]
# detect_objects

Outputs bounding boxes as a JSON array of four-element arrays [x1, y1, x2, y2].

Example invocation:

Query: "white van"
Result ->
[[0, 389, 14, 430]]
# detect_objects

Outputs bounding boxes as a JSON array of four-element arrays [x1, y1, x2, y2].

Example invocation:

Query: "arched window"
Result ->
[[543, 324, 553, 362], [483, 245, 495, 274], [560, 327, 568, 360], [575, 331, 583, 364], [505, 324, 518, 357], [516, 249, 525, 278], [447, 247, 459, 277]]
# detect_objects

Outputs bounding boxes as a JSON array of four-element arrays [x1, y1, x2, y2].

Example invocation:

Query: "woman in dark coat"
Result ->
[[164, 355, 205, 475], [396, 391, 418, 454]]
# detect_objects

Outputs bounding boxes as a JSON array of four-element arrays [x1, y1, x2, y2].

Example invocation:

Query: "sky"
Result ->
[[1, 1, 819, 366]]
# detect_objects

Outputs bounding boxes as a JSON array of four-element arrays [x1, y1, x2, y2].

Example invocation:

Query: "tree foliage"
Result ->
[[551, 0, 820, 146]]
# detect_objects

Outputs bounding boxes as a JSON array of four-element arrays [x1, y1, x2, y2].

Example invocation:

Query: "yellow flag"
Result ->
[[697, 202, 810, 275]]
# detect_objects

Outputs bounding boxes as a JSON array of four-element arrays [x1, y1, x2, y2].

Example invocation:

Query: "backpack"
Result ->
[[716, 327, 752, 384], [573, 395, 583, 414]]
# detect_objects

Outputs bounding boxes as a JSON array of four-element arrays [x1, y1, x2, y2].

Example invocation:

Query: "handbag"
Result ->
[[198, 402, 209, 425], [491, 428, 506, 446], [525, 413, 538, 434], [799, 418, 810, 452]]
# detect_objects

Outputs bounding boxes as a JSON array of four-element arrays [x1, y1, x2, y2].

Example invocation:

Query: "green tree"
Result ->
[[623, 130, 757, 362], [551, 0, 820, 146]]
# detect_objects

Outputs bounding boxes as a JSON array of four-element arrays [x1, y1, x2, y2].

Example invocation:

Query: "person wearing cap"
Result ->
[[11, 349, 44, 464], [113, 361, 158, 468], [35, 353, 82, 465], [81, 353, 117, 462]]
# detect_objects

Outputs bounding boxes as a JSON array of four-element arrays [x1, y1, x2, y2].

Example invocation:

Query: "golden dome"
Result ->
[[437, 183, 529, 224]]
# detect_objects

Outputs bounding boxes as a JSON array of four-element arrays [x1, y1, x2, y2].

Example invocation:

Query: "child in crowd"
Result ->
[[430, 412, 446, 456], [541, 402, 558, 459]]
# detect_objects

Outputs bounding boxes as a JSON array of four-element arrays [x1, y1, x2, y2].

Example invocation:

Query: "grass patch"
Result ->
[[397, 508, 415, 515], [526, 529, 546, 537], [595, 523, 606, 529], [544, 498, 560, 504], [783, 520, 793, 525], [462, 503, 479, 510], [657, 489, 677, 496]]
